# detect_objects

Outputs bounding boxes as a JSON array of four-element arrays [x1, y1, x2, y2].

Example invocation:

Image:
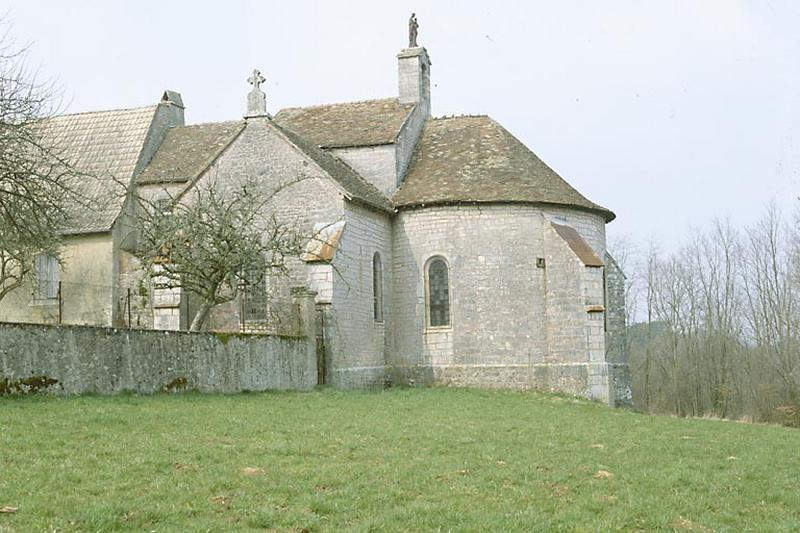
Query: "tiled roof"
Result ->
[[138, 121, 245, 184], [551, 220, 604, 266], [39, 106, 158, 233], [393, 116, 615, 222], [273, 98, 416, 149], [273, 121, 393, 212]]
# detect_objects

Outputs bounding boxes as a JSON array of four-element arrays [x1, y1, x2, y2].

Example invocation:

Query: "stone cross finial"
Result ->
[[248, 69, 265, 90], [408, 13, 418, 47], [246, 69, 267, 116]]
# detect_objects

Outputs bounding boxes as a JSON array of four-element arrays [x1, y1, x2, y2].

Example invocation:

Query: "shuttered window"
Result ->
[[34, 254, 59, 300]]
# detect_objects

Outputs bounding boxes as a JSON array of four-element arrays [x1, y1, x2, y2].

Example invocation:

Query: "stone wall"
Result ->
[[397, 47, 431, 112], [324, 202, 393, 388], [331, 102, 427, 198], [184, 116, 347, 331], [332, 145, 396, 198], [389, 203, 627, 404], [0, 233, 117, 327], [604, 253, 632, 407], [604, 253, 628, 365], [542, 206, 607, 259], [116, 181, 194, 331], [0, 319, 316, 395]]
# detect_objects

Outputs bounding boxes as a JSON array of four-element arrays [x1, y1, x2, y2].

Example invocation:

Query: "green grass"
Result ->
[[1, 388, 798, 532]]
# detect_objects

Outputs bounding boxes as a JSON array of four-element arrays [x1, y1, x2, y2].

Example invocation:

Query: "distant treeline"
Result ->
[[614, 205, 799, 427]]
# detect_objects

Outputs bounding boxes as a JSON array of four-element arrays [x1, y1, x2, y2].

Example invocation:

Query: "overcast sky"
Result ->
[[2, 1, 798, 252]]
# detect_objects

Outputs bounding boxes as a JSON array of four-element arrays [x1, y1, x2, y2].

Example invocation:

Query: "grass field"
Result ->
[[1, 388, 798, 532]]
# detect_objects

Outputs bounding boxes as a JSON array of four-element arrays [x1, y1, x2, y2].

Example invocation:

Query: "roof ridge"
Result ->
[[277, 96, 402, 113], [48, 104, 158, 120], [431, 114, 489, 121], [177, 119, 246, 128]]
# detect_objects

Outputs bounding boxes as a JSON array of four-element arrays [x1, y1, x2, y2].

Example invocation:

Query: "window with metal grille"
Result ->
[[33, 254, 59, 300], [426, 257, 450, 327], [373, 252, 383, 322], [242, 269, 268, 322]]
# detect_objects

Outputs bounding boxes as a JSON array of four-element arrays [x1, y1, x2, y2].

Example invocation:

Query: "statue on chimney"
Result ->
[[409, 13, 419, 47]]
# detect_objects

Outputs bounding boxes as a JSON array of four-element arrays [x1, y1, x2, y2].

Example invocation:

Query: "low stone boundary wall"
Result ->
[[0, 321, 317, 395]]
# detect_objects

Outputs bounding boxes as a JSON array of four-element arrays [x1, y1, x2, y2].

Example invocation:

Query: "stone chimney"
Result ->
[[159, 90, 185, 125], [245, 69, 269, 117], [398, 14, 431, 115]]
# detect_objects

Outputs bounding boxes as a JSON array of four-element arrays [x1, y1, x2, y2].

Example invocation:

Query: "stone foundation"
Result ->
[[388, 361, 631, 407]]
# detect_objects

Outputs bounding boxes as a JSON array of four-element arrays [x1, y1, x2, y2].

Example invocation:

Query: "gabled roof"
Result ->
[[272, 121, 393, 212], [138, 121, 245, 184], [40, 105, 159, 234], [393, 116, 615, 222], [273, 97, 416, 149]]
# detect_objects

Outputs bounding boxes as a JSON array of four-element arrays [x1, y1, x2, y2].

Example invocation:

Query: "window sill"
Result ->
[[152, 302, 180, 309], [29, 299, 58, 307], [424, 325, 452, 333]]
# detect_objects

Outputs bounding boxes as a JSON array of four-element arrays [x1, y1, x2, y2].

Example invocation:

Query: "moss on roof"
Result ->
[[39, 105, 158, 234], [273, 98, 416, 149], [138, 121, 245, 184], [393, 116, 615, 222]]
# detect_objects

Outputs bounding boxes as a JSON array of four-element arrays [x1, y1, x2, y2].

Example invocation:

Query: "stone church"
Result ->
[[0, 23, 631, 406]]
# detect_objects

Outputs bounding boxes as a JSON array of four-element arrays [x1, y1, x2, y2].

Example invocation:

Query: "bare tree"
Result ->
[[607, 235, 638, 330], [133, 178, 310, 331], [627, 205, 800, 426], [741, 206, 800, 418], [0, 22, 82, 302]]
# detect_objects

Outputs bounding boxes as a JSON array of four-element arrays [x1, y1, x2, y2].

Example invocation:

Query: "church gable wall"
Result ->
[[185, 117, 347, 331]]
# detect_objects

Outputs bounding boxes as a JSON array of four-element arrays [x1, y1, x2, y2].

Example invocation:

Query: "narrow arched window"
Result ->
[[427, 257, 450, 327], [373, 252, 383, 322]]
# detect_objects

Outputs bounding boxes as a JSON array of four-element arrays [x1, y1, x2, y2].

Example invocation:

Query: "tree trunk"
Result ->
[[190, 300, 215, 331]]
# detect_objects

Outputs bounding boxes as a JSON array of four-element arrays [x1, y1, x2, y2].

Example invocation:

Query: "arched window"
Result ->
[[373, 252, 383, 322], [426, 257, 450, 327]]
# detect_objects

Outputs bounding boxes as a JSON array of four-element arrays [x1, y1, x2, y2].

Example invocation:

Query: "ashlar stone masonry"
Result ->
[[0, 19, 631, 406]]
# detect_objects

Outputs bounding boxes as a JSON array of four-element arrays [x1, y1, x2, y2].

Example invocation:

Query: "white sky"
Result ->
[[2, 0, 798, 251]]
